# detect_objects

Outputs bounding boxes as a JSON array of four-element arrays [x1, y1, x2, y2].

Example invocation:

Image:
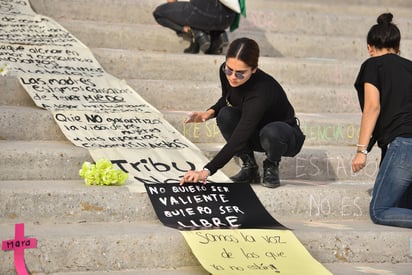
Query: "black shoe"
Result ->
[[206, 31, 229, 55], [184, 40, 200, 54], [229, 152, 260, 184], [184, 30, 210, 54], [191, 29, 210, 53], [261, 159, 280, 188]]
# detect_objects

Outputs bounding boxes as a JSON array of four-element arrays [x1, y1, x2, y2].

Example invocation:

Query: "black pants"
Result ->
[[216, 106, 305, 162], [153, 0, 235, 33]]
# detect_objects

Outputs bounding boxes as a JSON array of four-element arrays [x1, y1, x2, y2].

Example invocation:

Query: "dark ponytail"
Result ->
[[367, 12, 401, 52]]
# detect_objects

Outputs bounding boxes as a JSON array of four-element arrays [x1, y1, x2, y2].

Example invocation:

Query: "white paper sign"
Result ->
[[0, 0, 34, 15], [19, 73, 160, 113], [53, 110, 196, 150], [0, 43, 104, 77], [0, 14, 86, 47], [90, 147, 230, 189]]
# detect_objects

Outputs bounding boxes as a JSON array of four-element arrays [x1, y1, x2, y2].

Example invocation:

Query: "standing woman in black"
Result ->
[[153, 0, 237, 54], [179, 37, 305, 187]]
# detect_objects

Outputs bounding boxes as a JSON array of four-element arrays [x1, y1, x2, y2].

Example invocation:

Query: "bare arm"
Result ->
[[352, 82, 380, 173]]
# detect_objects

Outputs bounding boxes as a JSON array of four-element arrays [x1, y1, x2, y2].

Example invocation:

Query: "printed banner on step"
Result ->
[[182, 229, 332, 275], [89, 148, 230, 191], [0, 0, 34, 15], [0, 14, 86, 47], [53, 110, 192, 149], [19, 73, 160, 113], [144, 182, 285, 230], [0, 43, 104, 77]]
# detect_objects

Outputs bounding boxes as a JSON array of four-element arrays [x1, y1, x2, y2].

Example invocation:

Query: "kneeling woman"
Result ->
[[352, 13, 412, 228], [180, 37, 305, 188]]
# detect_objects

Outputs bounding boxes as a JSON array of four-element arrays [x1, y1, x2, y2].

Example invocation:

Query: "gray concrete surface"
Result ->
[[0, 180, 373, 224], [0, 221, 410, 274], [1, 0, 411, 274]]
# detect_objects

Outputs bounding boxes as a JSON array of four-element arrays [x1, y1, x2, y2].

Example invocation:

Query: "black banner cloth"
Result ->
[[144, 182, 286, 230]]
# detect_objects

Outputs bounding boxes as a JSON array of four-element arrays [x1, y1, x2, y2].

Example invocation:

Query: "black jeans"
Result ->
[[153, 0, 235, 33], [216, 106, 305, 162]]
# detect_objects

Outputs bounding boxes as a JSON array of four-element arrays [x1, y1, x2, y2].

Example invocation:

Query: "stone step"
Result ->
[[230, 31, 411, 60], [29, 0, 160, 25], [0, 104, 362, 146], [128, 79, 360, 113], [200, 143, 381, 182], [0, 106, 65, 141], [0, 76, 34, 107], [29, 263, 412, 275], [247, 0, 412, 17], [42, 267, 209, 275], [163, 111, 362, 146], [56, 19, 412, 60], [0, 179, 373, 224], [1, 2, 408, 275], [278, 0, 412, 8], [0, 220, 410, 274], [0, 140, 92, 181], [91, 48, 359, 86], [0, 139, 379, 182], [239, 5, 412, 40], [29, 0, 412, 38], [0, 75, 360, 114], [0, 180, 155, 224], [1, 2, 409, 274]]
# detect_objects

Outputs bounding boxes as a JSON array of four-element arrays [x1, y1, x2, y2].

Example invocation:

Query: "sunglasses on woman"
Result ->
[[222, 64, 248, 80]]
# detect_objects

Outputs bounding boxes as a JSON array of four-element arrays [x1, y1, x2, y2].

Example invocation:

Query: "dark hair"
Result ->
[[367, 13, 401, 52], [226, 37, 260, 69]]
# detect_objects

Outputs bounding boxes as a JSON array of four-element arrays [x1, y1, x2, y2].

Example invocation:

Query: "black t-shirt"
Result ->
[[354, 54, 412, 148], [204, 63, 295, 175]]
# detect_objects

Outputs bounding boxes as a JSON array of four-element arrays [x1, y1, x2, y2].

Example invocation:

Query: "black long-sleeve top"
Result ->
[[204, 63, 296, 175]]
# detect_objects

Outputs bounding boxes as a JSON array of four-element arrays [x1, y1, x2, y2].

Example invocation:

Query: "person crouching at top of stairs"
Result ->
[[179, 37, 306, 188], [352, 13, 412, 228], [153, 0, 238, 55]]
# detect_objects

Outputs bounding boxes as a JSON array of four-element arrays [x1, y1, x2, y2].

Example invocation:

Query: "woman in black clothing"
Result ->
[[153, 0, 236, 54], [352, 13, 412, 228], [179, 37, 305, 188]]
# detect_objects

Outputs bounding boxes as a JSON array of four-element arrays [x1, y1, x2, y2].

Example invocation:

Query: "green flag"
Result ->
[[230, 0, 246, 32]]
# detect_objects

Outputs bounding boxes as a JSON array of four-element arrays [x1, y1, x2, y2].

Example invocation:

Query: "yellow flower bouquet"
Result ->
[[79, 159, 128, 186]]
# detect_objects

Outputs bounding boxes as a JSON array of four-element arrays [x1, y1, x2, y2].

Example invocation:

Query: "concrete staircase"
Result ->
[[0, 0, 411, 274]]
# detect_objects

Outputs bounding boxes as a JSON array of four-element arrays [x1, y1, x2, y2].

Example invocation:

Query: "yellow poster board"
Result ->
[[182, 229, 333, 275]]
